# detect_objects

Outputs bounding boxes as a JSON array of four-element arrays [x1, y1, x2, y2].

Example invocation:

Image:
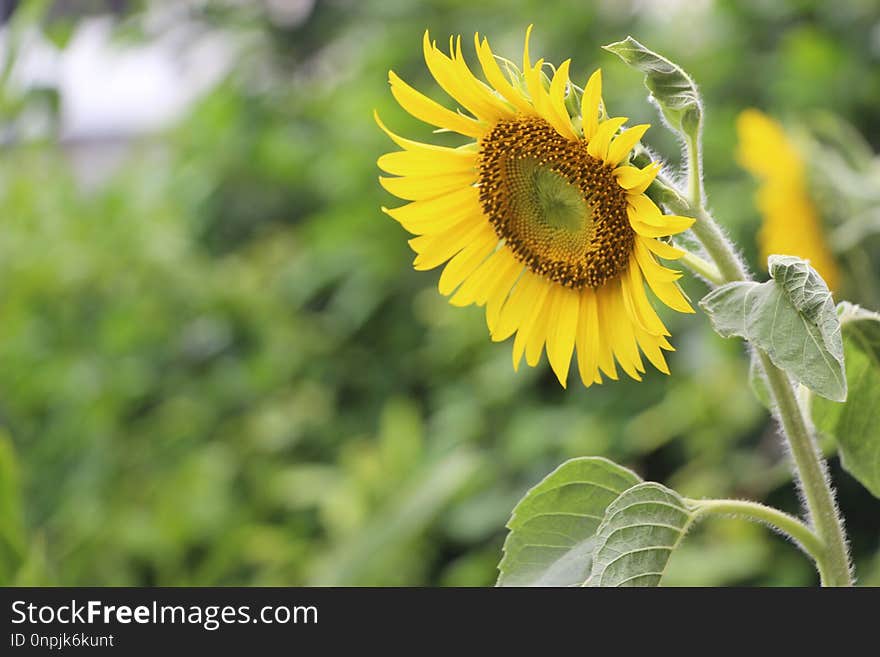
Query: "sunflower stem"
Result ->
[[688, 208, 749, 283], [687, 213, 853, 584], [685, 133, 704, 210], [649, 174, 747, 284], [756, 352, 853, 586], [678, 248, 724, 285], [672, 137, 854, 586], [686, 497, 828, 577]]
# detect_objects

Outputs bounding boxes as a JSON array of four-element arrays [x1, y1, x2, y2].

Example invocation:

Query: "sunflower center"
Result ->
[[508, 159, 590, 233], [478, 117, 633, 289]]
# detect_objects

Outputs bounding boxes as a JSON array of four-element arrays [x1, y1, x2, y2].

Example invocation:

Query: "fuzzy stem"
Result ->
[[686, 497, 827, 576], [665, 138, 854, 586], [686, 134, 704, 210], [678, 246, 724, 285], [688, 208, 749, 283], [756, 352, 853, 586], [650, 174, 747, 284]]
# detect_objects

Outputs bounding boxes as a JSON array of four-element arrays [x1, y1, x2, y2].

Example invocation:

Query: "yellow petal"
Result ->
[[389, 70, 484, 138], [522, 24, 535, 85], [511, 325, 528, 371], [605, 285, 644, 380], [643, 237, 685, 260], [438, 227, 498, 296], [634, 239, 682, 282], [594, 286, 619, 380], [422, 32, 510, 124], [474, 34, 534, 114], [576, 287, 601, 387], [606, 124, 650, 167], [522, 26, 551, 118], [511, 278, 552, 370], [756, 182, 841, 290], [634, 240, 694, 313], [614, 162, 659, 192], [451, 35, 515, 119], [383, 186, 480, 234], [547, 59, 578, 140], [581, 68, 602, 140], [736, 109, 801, 178], [410, 215, 487, 270], [629, 210, 695, 238], [377, 149, 476, 177], [627, 194, 666, 227], [622, 163, 661, 196], [374, 110, 476, 154], [449, 245, 510, 307], [379, 172, 476, 201], [628, 196, 695, 237], [739, 109, 841, 291], [623, 263, 668, 336], [493, 269, 542, 342], [648, 280, 694, 313], [525, 59, 549, 117], [466, 246, 519, 306], [546, 285, 579, 387], [520, 284, 553, 369], [618, 276, 647, 335], [485, 258, 525, 333], [587, 116, 627, 159], [659, 214, 696, 235], [634, 328, 671, 375]]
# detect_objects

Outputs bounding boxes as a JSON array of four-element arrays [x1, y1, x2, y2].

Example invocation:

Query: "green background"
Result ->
[[1, 0, 878, 586]]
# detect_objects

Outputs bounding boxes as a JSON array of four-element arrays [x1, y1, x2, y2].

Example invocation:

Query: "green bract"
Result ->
[[603, 36, 702, 140]]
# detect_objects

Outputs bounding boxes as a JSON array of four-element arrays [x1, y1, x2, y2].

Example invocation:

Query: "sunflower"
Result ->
[[376, 28, 695, 387], [737, 109, 840, 291]]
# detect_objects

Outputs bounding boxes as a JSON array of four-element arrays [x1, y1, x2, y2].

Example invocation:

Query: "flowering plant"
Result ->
[[378, 28, 880, 586]]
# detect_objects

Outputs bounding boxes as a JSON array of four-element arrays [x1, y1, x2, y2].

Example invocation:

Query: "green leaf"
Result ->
[[812, 302, 880, 498], [587, 482, 694, 587], [497, 457, 641, 587], [602, 36, 702, 139], [749, 352, 771, 409], [699, 255, 846, 402]]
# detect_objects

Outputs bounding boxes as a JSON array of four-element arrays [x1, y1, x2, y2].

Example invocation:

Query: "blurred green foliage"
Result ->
[[0, 0, 878, 586]]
